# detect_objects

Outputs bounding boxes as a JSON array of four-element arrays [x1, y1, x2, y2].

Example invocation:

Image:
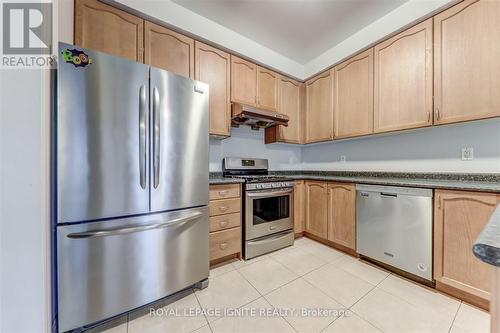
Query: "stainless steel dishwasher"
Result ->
[[356, 184, 433, 281]]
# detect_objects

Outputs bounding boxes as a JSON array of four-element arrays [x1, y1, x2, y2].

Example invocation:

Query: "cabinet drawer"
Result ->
[[210, 227, 241, 261], [210, 213, 241, 232], [209, 198, 240, 216], [209, 184, 241, 200]]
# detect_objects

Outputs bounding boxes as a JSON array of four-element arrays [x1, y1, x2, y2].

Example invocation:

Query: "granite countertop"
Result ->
[[209, 177, 245, 185], [473, 204, 500, 268], [210, 170, 500, 192]]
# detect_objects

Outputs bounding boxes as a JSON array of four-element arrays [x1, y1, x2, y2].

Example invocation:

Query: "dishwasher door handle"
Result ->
[[381, 192, 398, 198]]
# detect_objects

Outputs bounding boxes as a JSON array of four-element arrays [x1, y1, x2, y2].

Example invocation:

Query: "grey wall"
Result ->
[[0, 70, 51, 332], [210, 126, 302, 171], [211, 119, 500, 173], [301, 119, 500, 173]]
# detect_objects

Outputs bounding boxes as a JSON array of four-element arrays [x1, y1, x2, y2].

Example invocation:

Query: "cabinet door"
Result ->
[[231, 56, 257, 106], [327, 183, 356, 250], [434, 0, 500, 125], [334, 49, 374, 139], [293, 181, 305, 234], [278, 77, 303, 143], [144, 21, 194, 78], [374, 18, 433, 133], [257, 67, 279, 111], [74, 0, 144, 62], [305, 181, 328, 238], [434, 190, 499, 303], [305, 71, 334, 143], [195, 42, 231, 137]]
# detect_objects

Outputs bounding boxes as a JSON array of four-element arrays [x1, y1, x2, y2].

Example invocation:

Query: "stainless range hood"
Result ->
[[231, 103, 289, 130]]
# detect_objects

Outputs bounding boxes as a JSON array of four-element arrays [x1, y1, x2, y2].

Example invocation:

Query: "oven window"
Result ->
[[253, 195, 290, 225]]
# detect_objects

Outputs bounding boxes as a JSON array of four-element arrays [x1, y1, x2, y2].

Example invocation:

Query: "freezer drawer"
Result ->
[[356, 185, 433, 281], [57, 207, 209, 332]]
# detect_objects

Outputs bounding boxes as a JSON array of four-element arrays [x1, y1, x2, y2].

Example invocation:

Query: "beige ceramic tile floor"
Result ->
[[103, 237, 490, 333]]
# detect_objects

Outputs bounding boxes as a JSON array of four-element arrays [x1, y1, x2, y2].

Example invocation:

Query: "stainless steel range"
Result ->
[[223, 157, 294, 259]]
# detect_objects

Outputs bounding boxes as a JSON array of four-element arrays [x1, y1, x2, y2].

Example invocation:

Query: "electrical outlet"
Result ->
[[461, 147, 474, 161], [340, 155, 347, 163]]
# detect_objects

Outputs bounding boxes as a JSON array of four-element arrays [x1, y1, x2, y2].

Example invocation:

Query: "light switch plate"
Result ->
[[461, 147, 474, 161], [340, 155, 347, 162]]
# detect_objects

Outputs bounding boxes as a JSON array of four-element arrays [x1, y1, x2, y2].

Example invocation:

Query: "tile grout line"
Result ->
[[447, 302, 462, 333], [344, 273, 391, 333], [193, 287, 214, 333]]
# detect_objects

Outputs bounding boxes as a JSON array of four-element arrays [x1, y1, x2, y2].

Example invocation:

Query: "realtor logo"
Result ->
[[2, 2, 52, 54]]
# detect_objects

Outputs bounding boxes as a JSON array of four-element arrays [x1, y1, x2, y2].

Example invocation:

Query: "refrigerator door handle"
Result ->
[[153, 87, 160, 189], [139, 84, 147, 189], [66, 211, 203, 239]]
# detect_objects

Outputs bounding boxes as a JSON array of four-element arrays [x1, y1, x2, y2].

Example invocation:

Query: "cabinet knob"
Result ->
[[219, 242, 228, 250], [218, 190, 229, 196], [219, 206, 228, 212], [219, 220, 228, 227]]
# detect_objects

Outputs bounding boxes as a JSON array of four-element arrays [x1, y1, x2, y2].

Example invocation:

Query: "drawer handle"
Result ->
[[218, 206, 228, 212], [219, 242, 228, 250], [219, 220, 228, 227], [218, 190, 229, 196]]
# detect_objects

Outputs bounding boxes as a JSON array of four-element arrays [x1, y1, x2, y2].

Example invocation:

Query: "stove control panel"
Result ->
[[246, 181, 294, 191]]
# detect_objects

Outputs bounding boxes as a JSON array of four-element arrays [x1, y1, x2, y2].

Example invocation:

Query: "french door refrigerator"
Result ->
[[55, 43, 209, 332]]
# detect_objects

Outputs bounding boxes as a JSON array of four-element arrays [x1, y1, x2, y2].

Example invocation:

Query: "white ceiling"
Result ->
[[172, 0, 409, 64]]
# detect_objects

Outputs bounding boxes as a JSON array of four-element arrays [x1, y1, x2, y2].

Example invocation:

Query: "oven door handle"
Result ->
[[246, 188, 293, 198]]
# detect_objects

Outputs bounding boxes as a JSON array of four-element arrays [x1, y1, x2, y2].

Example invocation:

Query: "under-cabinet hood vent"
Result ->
[[231, 103, 289, 130]]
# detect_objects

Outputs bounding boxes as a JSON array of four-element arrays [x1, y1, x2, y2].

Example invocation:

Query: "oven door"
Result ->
[[245, 188, 294, 240]]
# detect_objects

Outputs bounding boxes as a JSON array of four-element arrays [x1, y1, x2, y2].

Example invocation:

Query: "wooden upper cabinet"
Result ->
[[374, 18, 433, 134], [327, 183, 356, 250], [257, 67, 279, 111], [434, 190, 499, 307], [334, 49, 374, 139], [195, 42, 231, 137], [74, 0, 144, 62], [293, 180, 306, 234], [267, 76, 303, 144], [231, 56, 257, 106], [305, 71, 334, 143], [434, 0, 500, 125], [144, 21, 194, 78], [305, 181, 328, 238]]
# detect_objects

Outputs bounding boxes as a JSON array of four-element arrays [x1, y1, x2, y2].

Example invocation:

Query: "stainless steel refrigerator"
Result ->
[[54, 43, 209, 332]]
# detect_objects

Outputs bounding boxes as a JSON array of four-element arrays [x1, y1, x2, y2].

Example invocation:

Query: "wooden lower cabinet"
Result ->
[[305, 181, 328, 238], [305, 181, 356, 250], [293, 181, 306, 235], [434, 189, 500, 308], [209, 184, 242, 263], [327, 183, 356, 250]]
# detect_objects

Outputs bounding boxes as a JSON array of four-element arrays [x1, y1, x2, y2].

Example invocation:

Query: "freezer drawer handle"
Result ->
[[139, 84, 147, 189], [153, 87, 160, 189], [66, 212, 203, 239]]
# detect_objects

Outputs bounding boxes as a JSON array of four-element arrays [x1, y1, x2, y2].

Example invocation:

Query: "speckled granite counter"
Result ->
[[210, 171, 500, 192], [209, 172, 245, 185], [474, 205, 500, 267], [269, 171, 500, 193]]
